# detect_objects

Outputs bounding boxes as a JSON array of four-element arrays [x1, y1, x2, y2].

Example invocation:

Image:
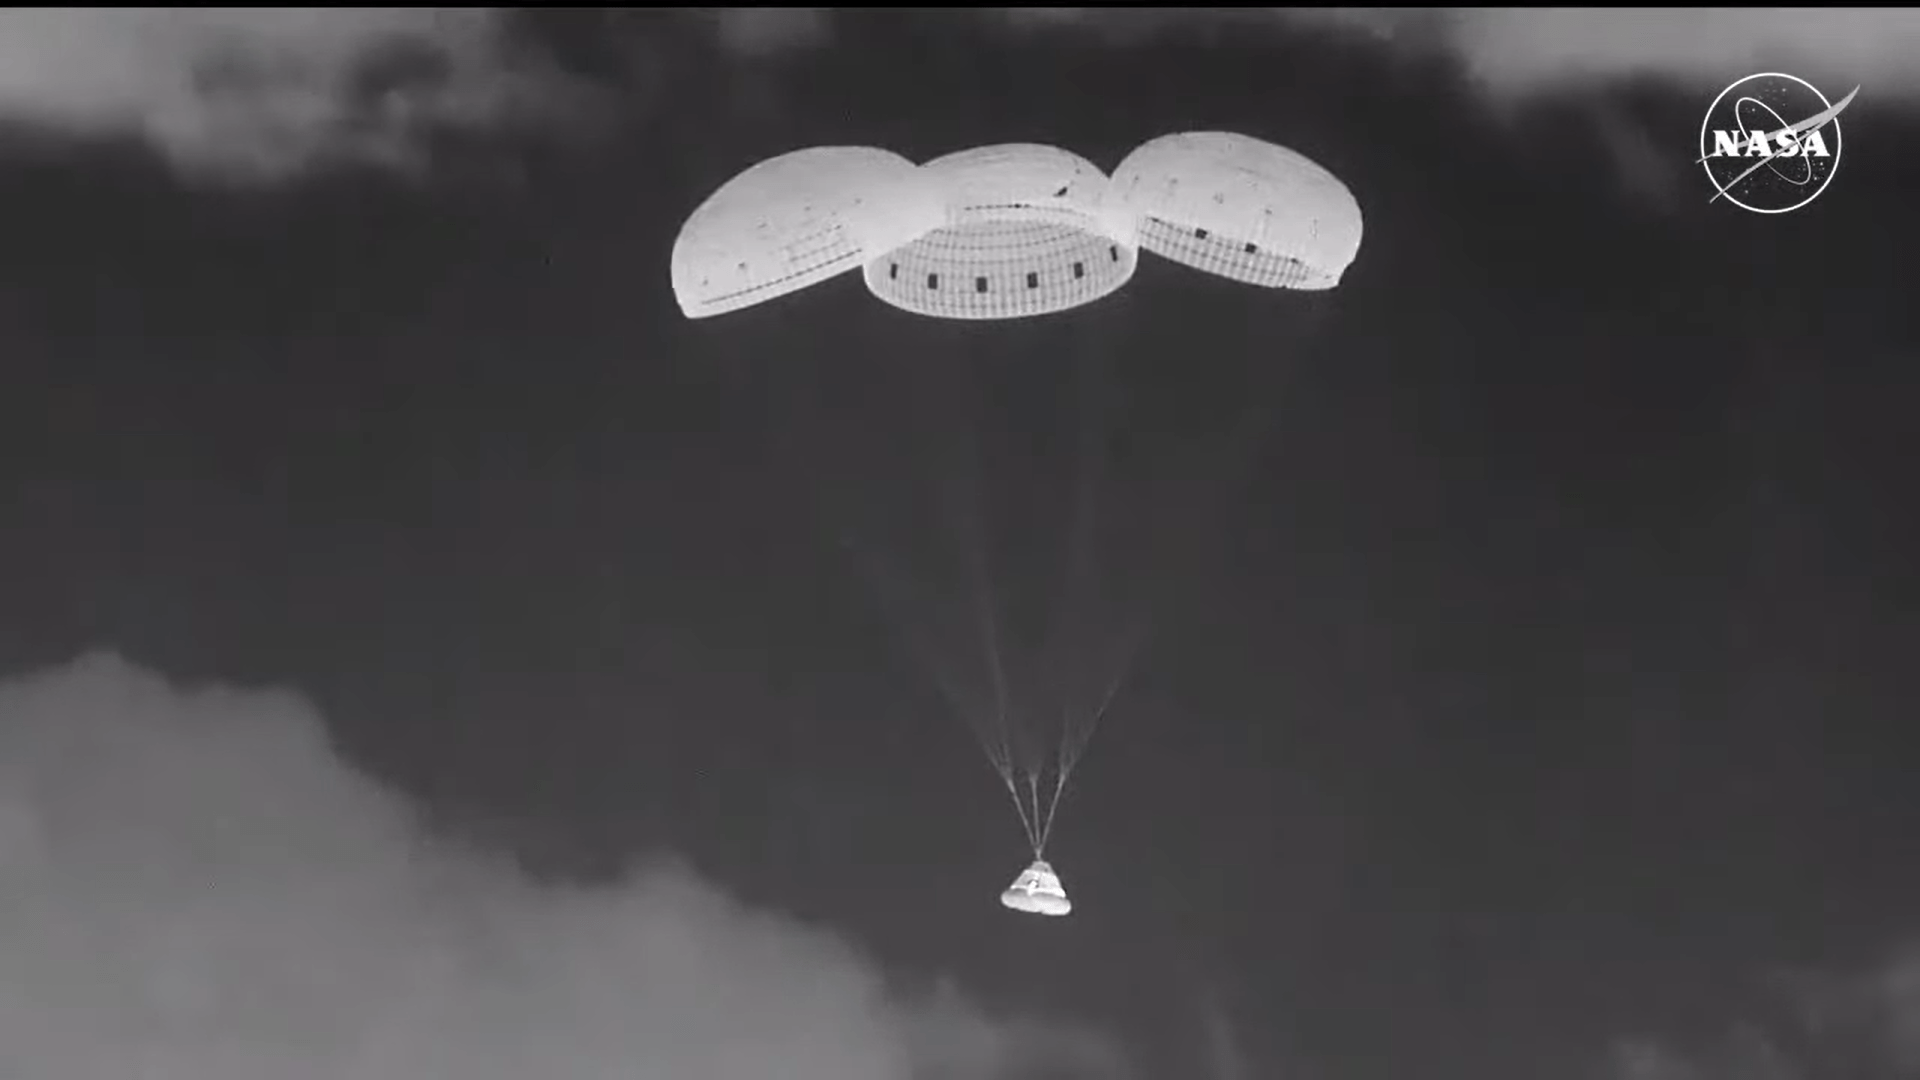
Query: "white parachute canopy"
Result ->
[[1000, 859, 1072, 917], [671, 146, 946, 319], [863, 143, 1138, 321], [669, 135, 1364, 320], [1108, 131, 1364, 290]]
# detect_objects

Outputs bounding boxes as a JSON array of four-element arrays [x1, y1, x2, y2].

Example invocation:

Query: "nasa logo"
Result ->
[[1698, 72, 1858, 214]]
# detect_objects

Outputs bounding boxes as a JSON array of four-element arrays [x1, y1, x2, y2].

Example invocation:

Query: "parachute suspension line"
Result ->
[[1035, 767, 1070, 856], [997, 765, 1040, 854], [776, 355, 983, 740], [939, 367, 1019, 791], [924, 359, 1027, 844], [1066, 616, 1152, 771], [1059, 347, 1123, 761], [965, 528, 1015, 782], [836, 529, 1007, 771], [1024, 770, 1046, 857], [1028, 351, 1114, 859], [776, 361, 1032, 855], [1050, 347, 1108, 725], [1035, 616, 1152, 853], [849, 522, 1034, 854], [779, 365, 1014, 784]]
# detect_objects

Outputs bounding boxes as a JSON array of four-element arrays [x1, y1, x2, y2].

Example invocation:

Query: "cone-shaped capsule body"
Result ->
[[1109, 132, 1363, 290], [671, 146, 945, 319], [1000, 859, 1072, 916], [864, 144, 1137, 320]]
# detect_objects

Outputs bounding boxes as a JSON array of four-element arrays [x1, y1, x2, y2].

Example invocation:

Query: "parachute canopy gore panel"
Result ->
[[864, 143, 1138, 321], [1109, 131, 1364, 291], [672, 146, 945, 319], [867, 219, 1137, 321], [1133, 216, 1334, 290], [1000, 859, 1072, 917]]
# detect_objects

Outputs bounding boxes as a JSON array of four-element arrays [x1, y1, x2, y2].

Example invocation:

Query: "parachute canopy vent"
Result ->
[[1000, 859, 1072, 917]]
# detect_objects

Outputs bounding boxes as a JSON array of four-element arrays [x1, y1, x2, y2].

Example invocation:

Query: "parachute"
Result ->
[[861, 143, 1138, 321], [669, 133, 1362, 317], [671, 132, 1363, 919], [1109, 131, 1363, 290], [670, 146, 945, 319]]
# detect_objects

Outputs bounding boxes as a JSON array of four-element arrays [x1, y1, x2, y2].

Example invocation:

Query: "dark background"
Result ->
[[0, 12, 1915, 1079]]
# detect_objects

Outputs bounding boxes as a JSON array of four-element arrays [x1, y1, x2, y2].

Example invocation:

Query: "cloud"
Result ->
[[1611, 1039, 1704, 1080], [1882, 947, 1920, 1070], [0, 652, 1122, 1080], [20, 10, 1898, 185], [1607, 944, 1920, 1080], [989, 8, 1919, 100], [1401, 9, 1916, 99], [980, 7, 1910, 211], [0, 9, 577, 183], [1196, 991, 1249, 1080], [705, 9, 836, 58]]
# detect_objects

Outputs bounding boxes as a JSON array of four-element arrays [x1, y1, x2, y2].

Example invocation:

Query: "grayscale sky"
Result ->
[[1, 10, 1917, 1080]]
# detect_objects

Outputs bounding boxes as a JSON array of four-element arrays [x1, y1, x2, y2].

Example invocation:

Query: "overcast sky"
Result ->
[[1, 10, 1917, 1080]]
